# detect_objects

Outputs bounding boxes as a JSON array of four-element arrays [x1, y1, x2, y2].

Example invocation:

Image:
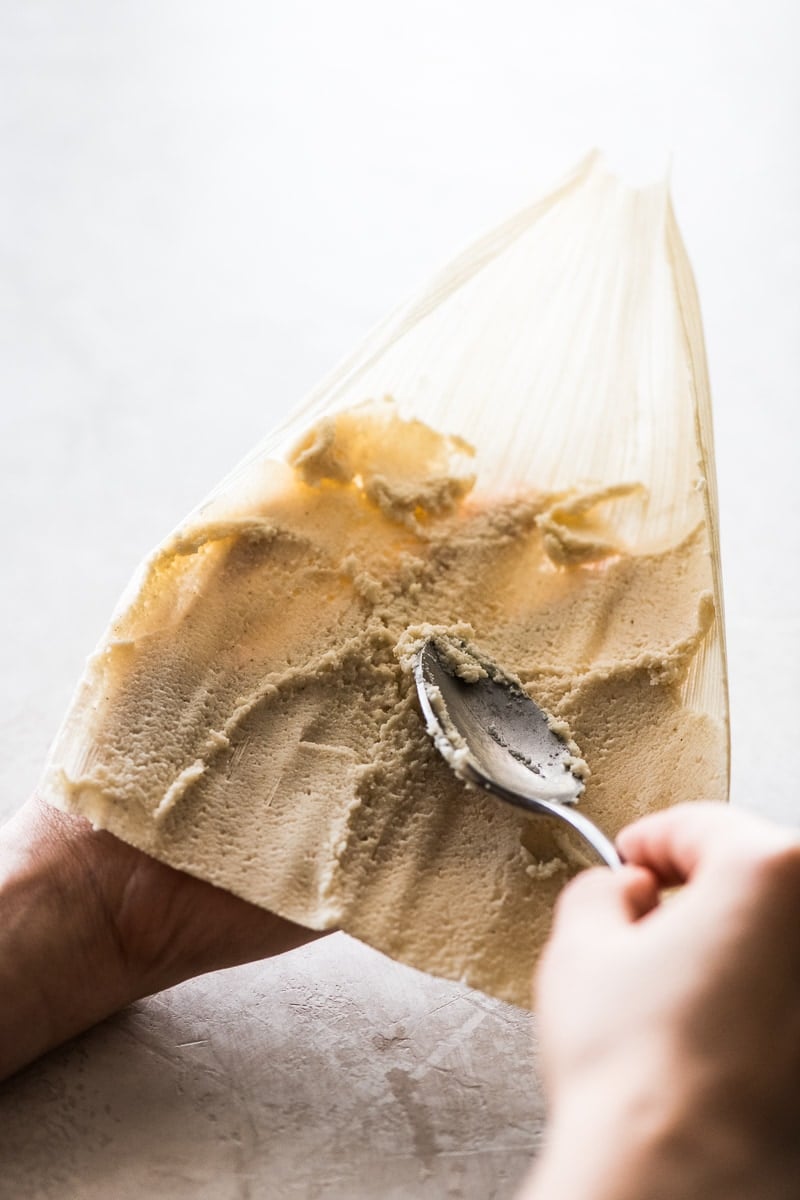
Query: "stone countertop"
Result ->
[[0, 940, 541, 1199], [1, 2, 798, 1197]]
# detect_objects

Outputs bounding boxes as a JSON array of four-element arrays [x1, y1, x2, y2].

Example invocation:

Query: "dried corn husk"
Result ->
[[41, 155, 729, 1007]]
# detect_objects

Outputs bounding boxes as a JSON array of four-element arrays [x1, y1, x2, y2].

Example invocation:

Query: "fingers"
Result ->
[[554, 863, 659, 933], [617, 802, 796, 887]]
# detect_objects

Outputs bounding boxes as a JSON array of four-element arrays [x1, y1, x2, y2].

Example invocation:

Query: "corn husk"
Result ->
[[41, 154, 729, 1007], [206, 152, 727, 727]]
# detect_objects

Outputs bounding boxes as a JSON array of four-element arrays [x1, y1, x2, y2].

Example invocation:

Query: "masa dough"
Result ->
[[41, 398, 726, 1008]]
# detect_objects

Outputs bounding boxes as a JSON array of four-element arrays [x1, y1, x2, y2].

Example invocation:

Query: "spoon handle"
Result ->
[[474, 774, 624, 869], [464, 767, 624, 870], [543, 801, 623, 870]]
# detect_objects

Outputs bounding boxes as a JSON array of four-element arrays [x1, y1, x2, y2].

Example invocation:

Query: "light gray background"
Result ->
[[1, 3, 798, 1197]]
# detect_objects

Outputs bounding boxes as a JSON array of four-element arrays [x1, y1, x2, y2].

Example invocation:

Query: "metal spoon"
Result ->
[[413, 637, 622, 870]]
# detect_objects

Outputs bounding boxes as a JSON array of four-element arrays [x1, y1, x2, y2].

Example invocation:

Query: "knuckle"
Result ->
[[765, 838, 800, 878], [744, 837, 800, 897], [553, 867, 604, 918]]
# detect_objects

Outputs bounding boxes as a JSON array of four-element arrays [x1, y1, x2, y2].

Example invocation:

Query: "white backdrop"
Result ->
[[1, 3, 798, 1196]]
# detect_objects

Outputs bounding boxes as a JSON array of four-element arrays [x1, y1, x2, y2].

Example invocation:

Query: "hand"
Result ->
[[521, 803, 800, 1200], [0, 795, 321, 1081]]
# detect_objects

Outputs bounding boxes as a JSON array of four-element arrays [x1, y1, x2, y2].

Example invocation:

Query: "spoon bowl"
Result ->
[[413, 637, 622, 870]]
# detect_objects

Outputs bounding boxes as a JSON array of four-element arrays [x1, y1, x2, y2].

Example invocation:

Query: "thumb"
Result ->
[[616, 801, 796, 887], [553, 864, 659, 934]]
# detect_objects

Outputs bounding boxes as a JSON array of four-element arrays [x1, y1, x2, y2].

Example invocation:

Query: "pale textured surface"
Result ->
[[0, 937, 542, 1199], [1, 2, 798, 1198]]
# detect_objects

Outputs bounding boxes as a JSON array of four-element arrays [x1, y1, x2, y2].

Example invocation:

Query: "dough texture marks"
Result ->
[[41, 156, 728, 1008]]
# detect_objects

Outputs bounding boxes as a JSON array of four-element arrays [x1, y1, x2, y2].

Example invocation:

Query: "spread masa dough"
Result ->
[[40, 158, 729, 1007], [41, 399, 725, 1007]]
